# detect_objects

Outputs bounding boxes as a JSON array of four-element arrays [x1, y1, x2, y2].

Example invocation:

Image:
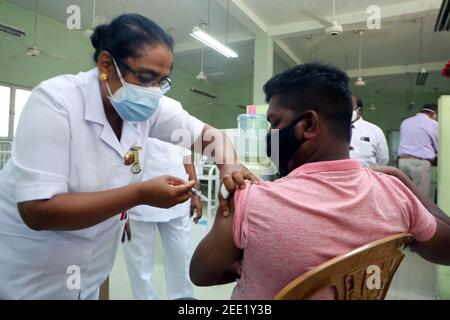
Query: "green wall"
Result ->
[[361, 92, 444, 135], [0, 0, 92, 87], [437, 96, 450, 299], [273, 54, 291, 75]]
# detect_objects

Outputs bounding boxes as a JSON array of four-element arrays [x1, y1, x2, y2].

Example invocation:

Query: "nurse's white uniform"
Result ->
[[124, 138, 193, 300], [0, 68, 203, 299]]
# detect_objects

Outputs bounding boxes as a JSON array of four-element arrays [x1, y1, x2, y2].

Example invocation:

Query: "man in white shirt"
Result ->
[[350, 95, 389, 167]]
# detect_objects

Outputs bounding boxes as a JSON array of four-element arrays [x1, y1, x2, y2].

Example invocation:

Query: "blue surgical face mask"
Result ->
[[106, 58, 163, 122]]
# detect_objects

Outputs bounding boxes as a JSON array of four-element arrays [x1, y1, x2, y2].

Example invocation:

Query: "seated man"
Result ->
[[189, 63, 450, 300]]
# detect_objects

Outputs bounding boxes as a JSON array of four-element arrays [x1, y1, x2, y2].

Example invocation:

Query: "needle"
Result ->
[[191, 188, 208, 202]]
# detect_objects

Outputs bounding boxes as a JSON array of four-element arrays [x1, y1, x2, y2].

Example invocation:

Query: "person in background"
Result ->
[[398, 103, 438, 196], [349, 95, 389, 167], [189, 63, 450, 300], [123, 138, 202, 300]]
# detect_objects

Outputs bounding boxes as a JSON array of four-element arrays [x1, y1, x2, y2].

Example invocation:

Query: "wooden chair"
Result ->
[[99, 277, 109, 300], [274, 233, 413, 300]]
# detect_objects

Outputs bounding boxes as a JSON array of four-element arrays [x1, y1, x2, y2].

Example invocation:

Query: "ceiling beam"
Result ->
[[274, 39, 303, 65], [215, 0, 303, 66], [216, 0, 267, 35], [268, 0, 442, 39], [347, 61, 446, 78]]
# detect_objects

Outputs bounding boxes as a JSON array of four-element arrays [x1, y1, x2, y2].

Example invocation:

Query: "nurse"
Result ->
[[0, 14, 255, 299]]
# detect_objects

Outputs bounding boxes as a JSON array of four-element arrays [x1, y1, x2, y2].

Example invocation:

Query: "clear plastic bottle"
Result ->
[[237, 111, 270, 165]]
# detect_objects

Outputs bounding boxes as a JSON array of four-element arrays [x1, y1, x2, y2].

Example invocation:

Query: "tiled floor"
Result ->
[[110, 219, 234, 300], [110, 219, 437, 300], [386, 248, 437, 300]]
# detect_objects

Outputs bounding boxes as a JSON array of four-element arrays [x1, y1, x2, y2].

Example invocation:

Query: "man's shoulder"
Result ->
[[400, 115, 415, 125], [242, 178, 290, 198], [364, 168, 407, 188], [359, 119, 385, 139]]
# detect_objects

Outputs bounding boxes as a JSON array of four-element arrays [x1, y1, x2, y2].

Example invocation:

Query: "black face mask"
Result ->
[[266, 118, 302, 177]]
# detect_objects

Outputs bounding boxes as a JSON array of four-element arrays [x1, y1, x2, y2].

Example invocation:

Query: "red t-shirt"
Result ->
[[232, 160, 437, 300]]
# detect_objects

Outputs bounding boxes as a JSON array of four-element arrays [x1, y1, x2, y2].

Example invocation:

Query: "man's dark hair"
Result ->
[[263, 63, 353, 142], [353, 95, 364, 109], [91, 13, 174, 63], [420, 103, 438, 113]]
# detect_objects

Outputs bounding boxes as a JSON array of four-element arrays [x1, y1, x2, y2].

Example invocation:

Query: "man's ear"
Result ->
[[296, 110, 319, 141]]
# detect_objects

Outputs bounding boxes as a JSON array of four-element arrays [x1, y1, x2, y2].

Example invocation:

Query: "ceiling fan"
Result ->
[[368, 90, 381, 111], [45, 0, 106, 39], [352, 31, 394, 87], [415, 17, 428, 86], [83, 0, 107, 38], [195, 40, 225, 83], [7, 0, 77, 62], [355, 30, 366, 87], [196, 48, 209, 81], [303, 0, 388, 49]]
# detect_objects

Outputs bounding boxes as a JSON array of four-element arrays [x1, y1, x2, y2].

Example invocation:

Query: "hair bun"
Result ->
[[91, 24, 109, 51]]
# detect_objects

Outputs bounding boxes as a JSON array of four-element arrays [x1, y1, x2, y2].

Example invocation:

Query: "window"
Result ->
[[0, 83, 32, 139], [14, 89, 32, 135], [0, 85, 11, 138]]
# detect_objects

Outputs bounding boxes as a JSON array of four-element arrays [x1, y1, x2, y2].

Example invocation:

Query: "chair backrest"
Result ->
[[274, 233, 413, 300]]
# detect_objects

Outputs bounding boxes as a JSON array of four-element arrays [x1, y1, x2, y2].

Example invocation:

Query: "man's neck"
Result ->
[[299, 141, 350, 166], [418, 112, 434, 120]]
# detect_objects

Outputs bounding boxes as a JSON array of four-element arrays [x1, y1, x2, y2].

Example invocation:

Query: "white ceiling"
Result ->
[[6, 0, 450, 95], [242, 0, 399, 26], [7, 0, 251, 41]]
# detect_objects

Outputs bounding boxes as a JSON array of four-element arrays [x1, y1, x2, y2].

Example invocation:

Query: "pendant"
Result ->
[[131, 162, 142, 174], [123, 145, 142, 174]]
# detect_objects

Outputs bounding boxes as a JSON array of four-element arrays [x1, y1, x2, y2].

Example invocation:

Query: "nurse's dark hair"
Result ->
[[263, 63, 353, 142], [91, 13, 174, 63]]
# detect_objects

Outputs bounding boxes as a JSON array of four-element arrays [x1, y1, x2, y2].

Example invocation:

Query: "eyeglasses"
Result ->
[[115, 59, 172, 94]]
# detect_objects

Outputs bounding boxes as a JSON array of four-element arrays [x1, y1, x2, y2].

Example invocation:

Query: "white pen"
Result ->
[[191, 188, 208, 202]]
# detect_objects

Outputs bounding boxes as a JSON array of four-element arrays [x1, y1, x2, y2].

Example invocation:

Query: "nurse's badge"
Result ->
[[123, 145, 142, 174]]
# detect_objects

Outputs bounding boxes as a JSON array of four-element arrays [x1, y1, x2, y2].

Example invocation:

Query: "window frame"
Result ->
[[0, 81, 32, 140]]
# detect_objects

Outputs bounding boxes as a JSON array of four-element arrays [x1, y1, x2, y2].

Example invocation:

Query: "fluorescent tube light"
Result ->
[[0, 23, 26, 37], [416, 68, 429, 86], [190, 87, 218, 99], [434, 0, 450, 32], [190, 26, 238, 58]]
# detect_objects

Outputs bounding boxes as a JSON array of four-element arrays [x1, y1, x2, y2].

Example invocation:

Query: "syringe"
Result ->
[[191, 188, 208, 202]]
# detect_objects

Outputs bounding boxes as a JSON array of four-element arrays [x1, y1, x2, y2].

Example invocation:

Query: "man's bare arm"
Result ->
[[371, 166, 450, 227], [371, 166, 450, 265], [189, 197, 242, 286]]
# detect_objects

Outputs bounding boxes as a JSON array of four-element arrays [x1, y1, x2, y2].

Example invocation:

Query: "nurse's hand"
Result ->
[[190, 195, 203, 224], [138, 175, 195, 209], [218, 163, 259, 217]]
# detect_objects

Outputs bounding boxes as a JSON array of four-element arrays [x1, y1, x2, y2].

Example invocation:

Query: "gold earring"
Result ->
[[99, 73, 108, 81]]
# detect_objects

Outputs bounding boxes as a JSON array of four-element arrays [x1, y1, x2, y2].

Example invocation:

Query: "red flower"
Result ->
[[443, 60, 450, 78]]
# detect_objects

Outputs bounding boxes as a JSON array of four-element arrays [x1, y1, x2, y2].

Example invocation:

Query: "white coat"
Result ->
[[350, 117, 390, 167], [0, 68, 204, 299], [124, 138, 193, 299], [129, 138, 191, 222]]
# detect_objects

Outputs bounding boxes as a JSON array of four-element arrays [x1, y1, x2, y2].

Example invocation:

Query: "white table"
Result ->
[[197, 165, 220, 230]]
